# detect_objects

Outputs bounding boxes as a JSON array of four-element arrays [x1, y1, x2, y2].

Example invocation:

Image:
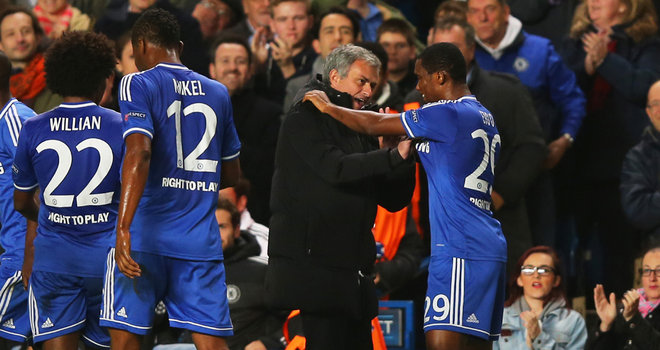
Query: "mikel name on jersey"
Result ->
[[173, 79, 205, 96], [50, 116, 101, 132]]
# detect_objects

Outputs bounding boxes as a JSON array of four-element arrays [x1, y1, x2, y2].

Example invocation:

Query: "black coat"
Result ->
[[231, 90, 281, 224], [588, 307, 660, 350], [266, 78, 415, 320], [621, 127, 660, 246]]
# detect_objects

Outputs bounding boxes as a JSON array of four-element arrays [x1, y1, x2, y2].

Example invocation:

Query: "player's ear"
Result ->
[[177, 41, 184, 57], [435, 71, 445, 85]]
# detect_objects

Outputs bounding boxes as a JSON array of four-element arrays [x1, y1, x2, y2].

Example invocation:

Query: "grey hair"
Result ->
[[322, 44, 381, 83]]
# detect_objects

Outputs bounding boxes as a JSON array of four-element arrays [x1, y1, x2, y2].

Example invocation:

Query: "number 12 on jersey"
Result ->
[[167, 100, 218, 173]]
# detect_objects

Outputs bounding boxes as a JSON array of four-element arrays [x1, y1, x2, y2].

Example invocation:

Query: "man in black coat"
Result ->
[[621, 80, 660, 247], [406, 17, 546, 274], [266, 44, 415, 350]]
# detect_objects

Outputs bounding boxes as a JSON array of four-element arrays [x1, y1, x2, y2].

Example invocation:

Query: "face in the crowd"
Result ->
[[378, 31, 415, 74], [516, 252, 560, 301], [329, 59, 378, 110], [466, 0, 509, 47], [0, 12, 40, 67], [129, 0, 157, 13], [314, 13, 355, 58], [587, 0, 627, 30], [431, 25, 475, 67], [216, 208, 240, 251], [209, 43, 251, 96], [37, 0, 68, 14], [647, 81, 660, 132], [642, 250, 660, 302], [243, 0, 271, 28], [117, 39, 139, 75], [270, 1, 312, 49]]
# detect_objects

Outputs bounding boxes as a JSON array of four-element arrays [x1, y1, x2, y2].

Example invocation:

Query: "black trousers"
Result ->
[[300, 311, 373, 350]]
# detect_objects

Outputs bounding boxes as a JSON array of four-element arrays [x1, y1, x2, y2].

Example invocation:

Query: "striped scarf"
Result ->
[[34, 4, 73, 38], [638, 288, 660, 318]]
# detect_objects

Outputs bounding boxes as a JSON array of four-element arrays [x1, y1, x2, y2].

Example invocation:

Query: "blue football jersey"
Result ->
[[13, 102, 123, 277], [0, 99, 36, 270], [119, 63, 241, 260], [401, 96, 506, 261]]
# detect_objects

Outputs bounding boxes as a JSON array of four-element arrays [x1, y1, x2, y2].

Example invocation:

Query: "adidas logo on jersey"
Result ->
[[42, 318, 54, 328], [2, 318, 15, 329], [117, 307, 128, 318], [466, 313, 480, 324]]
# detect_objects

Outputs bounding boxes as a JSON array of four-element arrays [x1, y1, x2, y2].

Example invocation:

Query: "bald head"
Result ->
[[0, 51, 11, 92], [647, 80, 660, 132]]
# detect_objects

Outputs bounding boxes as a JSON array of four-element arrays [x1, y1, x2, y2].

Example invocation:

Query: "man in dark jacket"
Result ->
[[621, 80, 660, 247], [406, 17, 546, 275], [217, 197, 287, 350], [266, 44, 415, 350]]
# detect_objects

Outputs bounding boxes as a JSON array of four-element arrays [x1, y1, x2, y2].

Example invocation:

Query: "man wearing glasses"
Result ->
[[621, 80, 660, 248]]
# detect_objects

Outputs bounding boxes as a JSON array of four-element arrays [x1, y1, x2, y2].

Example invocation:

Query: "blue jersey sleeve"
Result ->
[[220, 94, 240, 161], [119, 73, 155, 139], [12, 122, 37, 191], [400, 102, 458, 142]]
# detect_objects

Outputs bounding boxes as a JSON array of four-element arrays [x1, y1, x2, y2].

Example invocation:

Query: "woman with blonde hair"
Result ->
[[561, 0, 660, 299]]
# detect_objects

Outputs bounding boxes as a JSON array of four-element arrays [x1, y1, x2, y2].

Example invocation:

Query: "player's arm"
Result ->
[[22, 218, 37, 290], [115, 133, 151, 278], [303, 90, 406, 136], [220, 158, 241, 189], [14, 188, 38, 221]]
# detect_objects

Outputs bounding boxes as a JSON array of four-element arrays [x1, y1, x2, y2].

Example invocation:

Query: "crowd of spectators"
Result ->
[[1, 0, 660, 348]]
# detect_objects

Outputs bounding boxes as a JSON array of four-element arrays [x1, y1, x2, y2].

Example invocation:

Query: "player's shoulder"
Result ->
[[0, 98, 36, 122]]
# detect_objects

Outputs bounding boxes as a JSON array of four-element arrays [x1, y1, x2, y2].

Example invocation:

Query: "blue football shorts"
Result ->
[[28, 270, 109, 347], [100, 248, 233, 337], [423, 256, 505, 341], [0, 265, 30, 342]]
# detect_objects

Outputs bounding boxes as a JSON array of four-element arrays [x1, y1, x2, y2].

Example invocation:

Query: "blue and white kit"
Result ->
[[101, 63, 240, 336], [401, 96, 507, 340], [13, 102, 123, 347]]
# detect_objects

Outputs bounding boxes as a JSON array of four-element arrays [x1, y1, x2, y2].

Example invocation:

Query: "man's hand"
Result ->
[[491, 190, 504, 211], [594, 284, 617, 332], [303, 90, 332, 113], [543, 135, 571, 169], [520, 310, 541, 348], [622, 289, 640, 322], [397, 139, 412, 159], [250, 27, 271, 67], [21, 257, 33, 291], [115, 229, 141, 278], [271, 36, 295, 78]]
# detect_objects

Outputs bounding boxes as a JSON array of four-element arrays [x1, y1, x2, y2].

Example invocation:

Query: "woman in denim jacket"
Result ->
[[495, 246, 587, 350]]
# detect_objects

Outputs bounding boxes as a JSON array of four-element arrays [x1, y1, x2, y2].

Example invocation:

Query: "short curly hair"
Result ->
[[132, 8, 181, 50], [45, 31, 116, 99]]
